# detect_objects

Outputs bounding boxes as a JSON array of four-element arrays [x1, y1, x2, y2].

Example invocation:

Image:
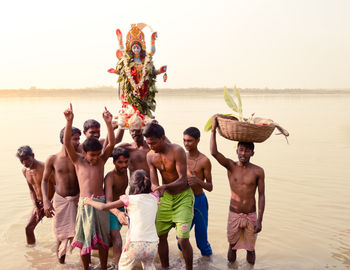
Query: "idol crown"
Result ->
[[125, 23, 150, 51]]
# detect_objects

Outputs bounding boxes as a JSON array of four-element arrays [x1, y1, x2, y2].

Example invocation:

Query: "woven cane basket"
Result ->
[[217, 115, 275, 142]]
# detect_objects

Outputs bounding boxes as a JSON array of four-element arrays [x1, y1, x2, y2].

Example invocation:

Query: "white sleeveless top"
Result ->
[[120, 193, 159, 242]]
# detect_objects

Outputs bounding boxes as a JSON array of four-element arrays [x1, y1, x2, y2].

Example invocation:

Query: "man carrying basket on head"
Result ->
[[210, 115, 265, 265]]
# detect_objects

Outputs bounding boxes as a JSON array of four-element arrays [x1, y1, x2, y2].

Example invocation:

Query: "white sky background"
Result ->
[[0, 0, 349, 89]]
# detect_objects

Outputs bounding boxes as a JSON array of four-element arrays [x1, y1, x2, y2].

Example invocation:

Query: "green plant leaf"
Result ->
[[204, 116, 213, 131], [224, 87, 238, 112], [233, 85, 242, 113]]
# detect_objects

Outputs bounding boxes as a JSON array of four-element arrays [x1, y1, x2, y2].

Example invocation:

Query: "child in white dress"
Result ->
[[84, 169, 159, 270]]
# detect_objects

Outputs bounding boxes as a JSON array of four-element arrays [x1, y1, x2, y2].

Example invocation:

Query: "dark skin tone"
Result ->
[[210, 115, 265, 265], [19, 155, 55, 245], [104, 155, 129, 266], [63, 103, 115, 270], [78, 127, 104, 152], [41, 133, 80, 263], [79, 121, 124, 153], [183, 134, 213, 195], [146, 135, 193, 270], [119, 128, 151, 176]]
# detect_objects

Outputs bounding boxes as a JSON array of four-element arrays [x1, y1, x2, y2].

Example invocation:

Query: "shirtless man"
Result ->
[[104, 146, 129, 267], [63, 104, 115, 270], [80, 119, 123, 152], [180, 127, 213, 256], [119, 118, 150, 176], [143, 122, 194, 270], [16, 145, 55, 245], [41, 126, 81, 263], [210, 115, 265, 265]]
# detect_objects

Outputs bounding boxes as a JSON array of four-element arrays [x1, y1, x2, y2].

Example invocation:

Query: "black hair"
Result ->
[[129, 169, 152, 195], [142, 122, 165, 139], [83, 119, 100, 132], [60, 127, 81, 144], [183, 127, 200, 139], [237, 141, 255, 151], [82, 137, 102, 152], [130, 41, 146, 60], [16, 145, 33, 158], [112, 147, 130, 161]]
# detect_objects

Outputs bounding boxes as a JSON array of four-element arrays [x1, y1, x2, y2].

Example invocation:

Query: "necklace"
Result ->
[[188, 152, 200, 174]]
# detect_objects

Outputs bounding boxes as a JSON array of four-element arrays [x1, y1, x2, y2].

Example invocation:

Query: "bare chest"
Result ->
[[112, 176, 128, 196], [129, 149, 148, 165], [25, 169, 42, 185], [76, 160, 104, 183], [187, 158, 204, 178], [228, 169, 258, 189], [54, 157, 75, 175], [152, 154, 176, 172]]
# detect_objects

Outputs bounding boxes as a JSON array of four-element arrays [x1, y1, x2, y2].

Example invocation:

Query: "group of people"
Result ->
[[16, 104, 265, 270]]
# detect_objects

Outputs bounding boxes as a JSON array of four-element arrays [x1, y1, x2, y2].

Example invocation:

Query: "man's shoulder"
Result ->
[[147, 149, 157, 157], [199, 152, 211, 163], [46, 153, 58, 163], [105, 170, 116, 179], [169, 143, 185, 153], [37, 160, 45, 170], [226, 159, 237, 170], [250, 163, 264, 174]]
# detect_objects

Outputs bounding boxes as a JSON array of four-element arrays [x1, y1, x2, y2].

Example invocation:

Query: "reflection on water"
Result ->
[[332, 229, 350, 268], [0, 91, 350, 269]]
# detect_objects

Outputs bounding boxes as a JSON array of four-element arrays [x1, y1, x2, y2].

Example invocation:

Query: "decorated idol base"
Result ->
[[115, 104, 153, 129]]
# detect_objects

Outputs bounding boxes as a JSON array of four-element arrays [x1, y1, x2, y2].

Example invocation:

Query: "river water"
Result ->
[[0, 89, 349, 269]]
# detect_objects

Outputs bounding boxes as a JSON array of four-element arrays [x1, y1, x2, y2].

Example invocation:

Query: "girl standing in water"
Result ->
[[84, 169, 159, 270]]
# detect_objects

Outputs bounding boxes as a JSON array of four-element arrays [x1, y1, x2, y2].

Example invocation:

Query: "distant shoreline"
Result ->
[[1, 87, 350, 98]]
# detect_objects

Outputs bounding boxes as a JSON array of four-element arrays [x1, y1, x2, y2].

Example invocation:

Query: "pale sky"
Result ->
[[1, 0, 349, 89]]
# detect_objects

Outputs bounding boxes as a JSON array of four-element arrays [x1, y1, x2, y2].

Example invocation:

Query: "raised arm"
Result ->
[[210, 115, 231, 170], [147, 152, 160, 192], [41, 155, 55, 217], [63, 104, 79, 163], [255, 168, 265, 233], [102, 123, 125, 152], [150, 32, 157, 56], [115, 127, 125, 145], [101, 107, 116, 163]]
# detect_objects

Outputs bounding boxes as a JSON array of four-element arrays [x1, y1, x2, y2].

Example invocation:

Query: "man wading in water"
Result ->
[[210, 115, 265, 265]]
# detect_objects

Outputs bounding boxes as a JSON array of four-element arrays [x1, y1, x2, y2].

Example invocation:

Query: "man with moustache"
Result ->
[[104, 147, 130, 267], [118, 115, 151, 176], [143, 122, 194, 270], [41, 127, 81, 264], [80, 119, 124, 153], [16, 145, 55, 245]]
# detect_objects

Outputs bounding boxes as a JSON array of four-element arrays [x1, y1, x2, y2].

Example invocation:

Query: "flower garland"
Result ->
[[124, 53, 152, 92], [116, 51, 157, 117]]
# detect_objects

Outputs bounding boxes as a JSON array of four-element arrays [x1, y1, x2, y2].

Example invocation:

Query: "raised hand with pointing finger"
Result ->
[[102, 107, 113, 124], [64, 103, 74, 122]]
